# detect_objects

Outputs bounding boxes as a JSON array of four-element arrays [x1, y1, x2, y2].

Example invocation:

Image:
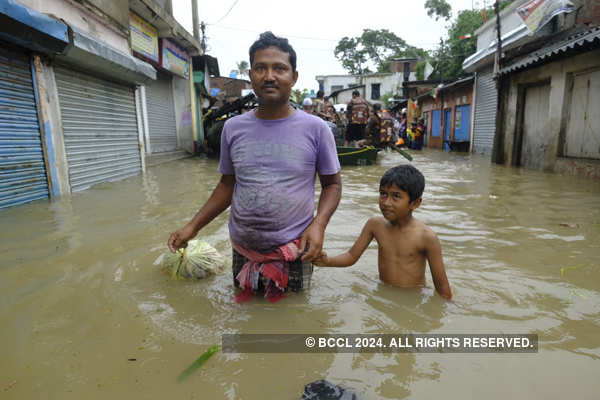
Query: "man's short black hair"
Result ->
[[380, 165, 425, 202], [352, 90, 360, 96], [249, 31, 297, 71]]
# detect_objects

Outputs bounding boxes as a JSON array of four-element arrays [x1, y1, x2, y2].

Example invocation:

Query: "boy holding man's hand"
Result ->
[[315, 165, 452, 300]]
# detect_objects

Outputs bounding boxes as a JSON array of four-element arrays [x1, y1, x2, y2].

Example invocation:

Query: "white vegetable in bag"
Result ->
[[156, 240, 227, 279]]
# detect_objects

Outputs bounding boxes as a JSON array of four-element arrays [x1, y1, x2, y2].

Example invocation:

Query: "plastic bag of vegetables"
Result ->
[[156, 240, 227, 279]]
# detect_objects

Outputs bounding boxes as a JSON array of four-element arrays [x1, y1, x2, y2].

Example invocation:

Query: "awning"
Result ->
[[0, 0, 70, 54], [500, 26, 600, 74], [192, 55, 220, 77], [462, 24, 530, 72], [437, 76, 474, 93], [57, 26, 156, 85]]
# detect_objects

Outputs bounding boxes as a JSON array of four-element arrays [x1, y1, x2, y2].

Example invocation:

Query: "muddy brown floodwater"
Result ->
[[1, 148, 599, 399]]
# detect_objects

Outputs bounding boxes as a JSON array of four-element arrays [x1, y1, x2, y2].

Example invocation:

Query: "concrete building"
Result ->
[[328, 85, 365, 106], [418, 77, 474, 151], [495, 26, 600, 178], [462, 0, 553, 155], [316, 58, 431, 106], [191, 54, 220, 152], [0, 0, 201, 209]]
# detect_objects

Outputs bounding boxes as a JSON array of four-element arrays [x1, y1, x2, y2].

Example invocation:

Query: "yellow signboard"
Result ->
[[129, 12, 159, 62]]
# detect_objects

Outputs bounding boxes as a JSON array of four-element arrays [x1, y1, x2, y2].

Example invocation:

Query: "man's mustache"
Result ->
[[262, 84, 279, 89]]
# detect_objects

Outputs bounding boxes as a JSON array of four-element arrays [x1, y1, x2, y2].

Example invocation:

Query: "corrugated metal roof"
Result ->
[[500, 26, 600, 74], [437, 76, 474, 92]]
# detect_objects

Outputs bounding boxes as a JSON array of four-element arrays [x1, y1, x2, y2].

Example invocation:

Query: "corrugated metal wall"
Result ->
[[472, 69, 497, 155], [145, 73, 177, 153], [0, 48, 49, 209], [54, 66, 141, 192]]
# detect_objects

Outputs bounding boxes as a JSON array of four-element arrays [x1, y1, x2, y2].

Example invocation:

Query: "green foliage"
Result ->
[[415, 60, 427, 81], [427, 0, 516, 81], [380, 92, 395, 108], [360, 29, 407, 70], [234, 60, 249, 78], [428, 8, 488, 80], [334, 36, 369, 74], [335, 29, 426, 74], [291, 88, 309, 104], [425, 0, 452, 21]]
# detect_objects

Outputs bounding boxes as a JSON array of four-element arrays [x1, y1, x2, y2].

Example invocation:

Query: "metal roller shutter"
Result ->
[[472, 69, 497, 155], [145, 73, 177, 153], [0, 48, 49, 209], [54, 66, 141, 192]]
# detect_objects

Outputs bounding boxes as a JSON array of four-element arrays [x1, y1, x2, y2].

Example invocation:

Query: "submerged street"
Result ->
[[1, 149, 599, 399]]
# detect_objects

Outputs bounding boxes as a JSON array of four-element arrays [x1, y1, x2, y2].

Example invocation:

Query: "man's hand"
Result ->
[[299, 221, 325, 262], [301, 172, 341, 262], [166, 174, 235, 253], [167, 224, 198, 253], [313, 251, 329, 266]]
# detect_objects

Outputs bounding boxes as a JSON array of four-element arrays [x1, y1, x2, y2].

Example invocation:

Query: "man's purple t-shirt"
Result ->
[[218, 109, 340, 251]]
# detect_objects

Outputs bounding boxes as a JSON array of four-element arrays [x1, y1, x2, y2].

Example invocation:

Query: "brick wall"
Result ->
[[576, 0, 600, 25], [210, 77, 252, 99]]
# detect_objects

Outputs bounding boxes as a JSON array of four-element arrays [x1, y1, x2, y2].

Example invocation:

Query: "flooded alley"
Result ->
[[1, 149, 599, 399]]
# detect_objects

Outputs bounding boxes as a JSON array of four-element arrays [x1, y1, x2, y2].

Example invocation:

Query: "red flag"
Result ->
[[482, 9, 487, 22], [460, 34, 472, 40]]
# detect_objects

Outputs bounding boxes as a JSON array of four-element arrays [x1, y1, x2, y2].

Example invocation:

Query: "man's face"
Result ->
[[250, 46, 298, 106]]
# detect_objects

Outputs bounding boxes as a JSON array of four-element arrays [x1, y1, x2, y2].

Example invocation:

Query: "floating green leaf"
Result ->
[[177, 345, 220, 382]]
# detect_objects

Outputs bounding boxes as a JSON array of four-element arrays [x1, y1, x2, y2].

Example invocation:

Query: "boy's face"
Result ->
[[379, 184, 421, 221]]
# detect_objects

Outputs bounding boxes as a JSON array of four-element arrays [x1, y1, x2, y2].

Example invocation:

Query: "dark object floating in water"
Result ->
[[302, 380, 360, 400]]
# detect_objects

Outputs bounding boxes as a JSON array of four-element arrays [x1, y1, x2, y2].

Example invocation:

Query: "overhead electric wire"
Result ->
[[209, 24, 341, 42], [208, 0, 241, 25]]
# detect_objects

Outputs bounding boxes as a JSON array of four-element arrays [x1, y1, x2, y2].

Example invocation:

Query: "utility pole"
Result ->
[[493, 0, 502, 78], [492, 0, 505, 164], [439, 37, 444, 83], [191, 0, 199, 41]]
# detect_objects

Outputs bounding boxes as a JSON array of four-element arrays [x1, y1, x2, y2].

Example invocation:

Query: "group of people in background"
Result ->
[[302, 90, 426, 151]]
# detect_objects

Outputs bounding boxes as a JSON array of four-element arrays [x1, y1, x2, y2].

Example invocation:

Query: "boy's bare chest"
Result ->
[[375, 229, 425, 259]]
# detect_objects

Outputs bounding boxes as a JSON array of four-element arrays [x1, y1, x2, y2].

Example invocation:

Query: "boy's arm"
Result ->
[[424, 229, 452, 300], [315, 218, 376, 267]]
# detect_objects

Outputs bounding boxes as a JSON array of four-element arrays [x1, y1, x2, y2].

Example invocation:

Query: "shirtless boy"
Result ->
[[315, 165, 452, 300]]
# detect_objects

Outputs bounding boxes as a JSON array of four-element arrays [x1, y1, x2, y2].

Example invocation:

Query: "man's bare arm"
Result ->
[[300, 172, 342, 261], [167, 174, 235, 252], [425, 229, 452, 300]]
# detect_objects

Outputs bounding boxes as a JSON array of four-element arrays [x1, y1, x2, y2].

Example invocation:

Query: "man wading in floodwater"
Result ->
[[168, 31, 342, 302]]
